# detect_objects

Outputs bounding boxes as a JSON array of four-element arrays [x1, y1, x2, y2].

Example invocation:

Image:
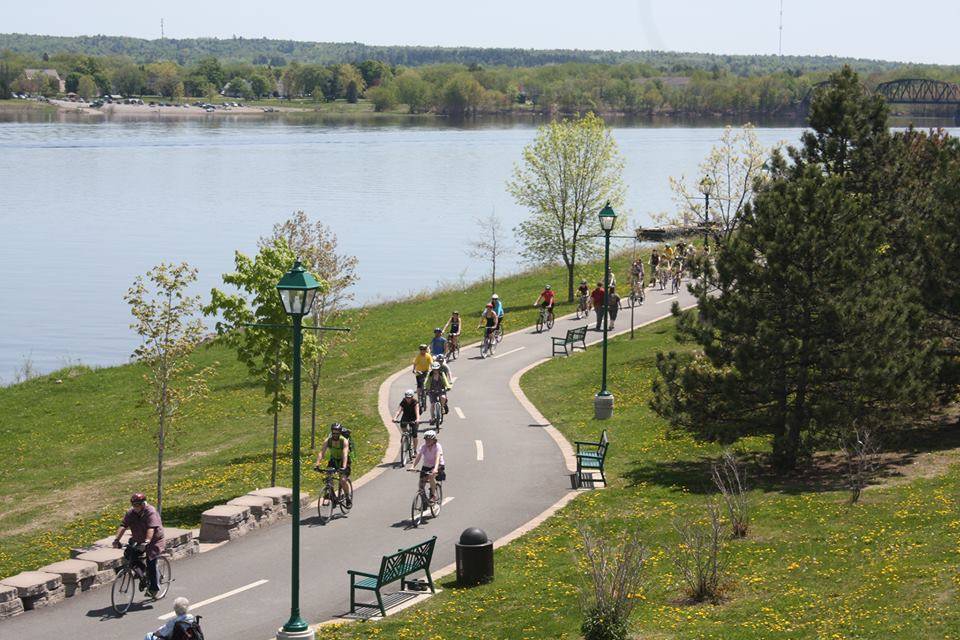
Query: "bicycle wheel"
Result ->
[[339, 479, 354, 514], [111, 568, 136, 615], [154, 556, 172, 600], [399, 431, 409, 466], [411, 491, 426, 527], [418, 388, 426, 413], [547, 313, 555, 330], [480, 336, 490, 358], [454, 342, 460, 359], [317, 486, 336, 524], [535, 314, 544, 333], [429, 483, 444, 518], [495, 325, 503, 343], [434, 401, 444, 428]]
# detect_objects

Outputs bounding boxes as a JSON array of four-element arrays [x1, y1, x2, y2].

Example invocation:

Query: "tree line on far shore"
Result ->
[[4, 46, 960, 118]]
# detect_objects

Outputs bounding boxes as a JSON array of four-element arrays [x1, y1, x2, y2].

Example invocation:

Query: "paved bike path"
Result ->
[[4, 285, 695, 640]]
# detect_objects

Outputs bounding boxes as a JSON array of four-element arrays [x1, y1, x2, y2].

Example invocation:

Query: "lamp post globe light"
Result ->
[[276, 260, 320, 639], [594, 202, 617, 420], [699, 177, 714, 250]]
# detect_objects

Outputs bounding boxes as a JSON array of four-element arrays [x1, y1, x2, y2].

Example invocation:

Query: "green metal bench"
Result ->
[[348, 536, 436, 617], [552, 325, 588, 356], [575, 429, 609, 487]]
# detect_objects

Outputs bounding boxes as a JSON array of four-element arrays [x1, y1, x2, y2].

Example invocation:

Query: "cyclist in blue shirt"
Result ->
[[430, 328, 447, 357], [490, 294, 504, 332]]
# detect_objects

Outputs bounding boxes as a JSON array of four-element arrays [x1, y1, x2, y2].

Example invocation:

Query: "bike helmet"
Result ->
[[130, 492, 146, 504], [580, 279, 587, 284], [545, 285, 552, 290], [452, 310, 459, 314], [434, 327, 442, 333], [418, 344, 427, 349], [491, 294, 499, 300], [330, 422, 343, 433], [486, 303, 494, 308], [430, 362, 441, 370], [404, 389, 414, 398], [435, 354, 445, 362], [423, 430, 437, 440]]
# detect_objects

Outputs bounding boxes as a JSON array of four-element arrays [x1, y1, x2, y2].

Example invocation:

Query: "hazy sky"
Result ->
[[5, 0, 959, 65]]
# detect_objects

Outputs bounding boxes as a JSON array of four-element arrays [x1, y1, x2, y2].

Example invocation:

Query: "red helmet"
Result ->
[[485, 303, 494, 308], [130, 492, 147, 504]]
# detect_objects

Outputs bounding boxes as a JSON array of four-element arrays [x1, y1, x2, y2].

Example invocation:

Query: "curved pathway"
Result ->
[[5, 284, 695, 640]]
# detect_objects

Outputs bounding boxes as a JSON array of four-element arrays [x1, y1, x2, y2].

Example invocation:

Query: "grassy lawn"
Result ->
[[0, 254, 636, 578], [317, 318, 960, 640]]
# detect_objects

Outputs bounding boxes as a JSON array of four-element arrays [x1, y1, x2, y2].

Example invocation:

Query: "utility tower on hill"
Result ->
[[778, 0, 784, 58]]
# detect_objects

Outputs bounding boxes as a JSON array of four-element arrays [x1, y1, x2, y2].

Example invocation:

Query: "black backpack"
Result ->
[[341, 428, 355, 462], [171, 615, 204, 640]]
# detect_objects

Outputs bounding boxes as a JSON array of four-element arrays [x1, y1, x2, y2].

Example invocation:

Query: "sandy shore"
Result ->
[[48, 99, 299, 118]]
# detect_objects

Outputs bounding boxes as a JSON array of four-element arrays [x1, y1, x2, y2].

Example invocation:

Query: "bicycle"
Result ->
[[415, 372, 427, 411], [630, 281, 645, 307], [494, 319, 504, 344], [658, 265, 669, 291], [395, 420, 418, 466], [671, 269, 682, 294], [316, 467, 353, 524], [480, 328, 497, 358], [445, 334, 460, 361], [535, 306, 555, 333], [110, 542, 172, 615], [427, 390, 445, 428], [575, 294, 589, 319], [407, 468, 443, 527]]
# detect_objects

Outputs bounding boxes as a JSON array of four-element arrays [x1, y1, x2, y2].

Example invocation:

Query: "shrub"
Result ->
[[673, 499, 728, 603], [578, 527, 647, 640], [711, 450, 749, 537]]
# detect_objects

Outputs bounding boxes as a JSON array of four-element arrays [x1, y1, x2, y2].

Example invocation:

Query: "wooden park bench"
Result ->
[[575, 429, 609, 487], [348, 536, 436, 617], [552, 325, 588, 356]]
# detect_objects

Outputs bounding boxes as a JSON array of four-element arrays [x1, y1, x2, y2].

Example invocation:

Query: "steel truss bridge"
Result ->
[[803, 78, 960, 123]]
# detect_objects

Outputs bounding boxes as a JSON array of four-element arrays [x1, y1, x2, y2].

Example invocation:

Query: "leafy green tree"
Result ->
[[508, 112, 626, 301], [652, 69, 936, 471], [65, 71, 81, 93], [358, 59, 392, 87], [113, 63, 146, 96], [440, 72, 484, 116], [206, 239, 326, 486], [76, 74, 98, 100], [395, 70, 431, 113], [249, 73, 272, 98], [194, 56, 225, 89], [225, 77, 253, 99], [125, 263, 215, 515], [268, 211, 358, 448], [334, 64, 366, 103], [366, 84, 398, 112]]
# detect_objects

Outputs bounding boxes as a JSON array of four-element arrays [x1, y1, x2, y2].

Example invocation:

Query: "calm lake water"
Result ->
[[1, 113, 952, 381]]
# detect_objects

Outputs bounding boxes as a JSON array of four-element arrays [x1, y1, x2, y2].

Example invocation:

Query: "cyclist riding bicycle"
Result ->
[[577, 279, 590, 310], [425, 362, 452, 418], [435, 353, 452, 381], [442, 311, 461, 353], [430, 328, 447, 357], [316, 423, 351, 506], [410, 430, 445, 503], [113, 492, 165, 599], [490, 294, 504, 332], [534, 285, 556, 314], [650, 249, 661, 287], [478, 303, 499, 339], [412, 344, 433, 397], [394, 390, 421, 452]]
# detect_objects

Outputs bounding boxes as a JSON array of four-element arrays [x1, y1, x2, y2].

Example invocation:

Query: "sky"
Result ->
[[5, 0, 959, 65]]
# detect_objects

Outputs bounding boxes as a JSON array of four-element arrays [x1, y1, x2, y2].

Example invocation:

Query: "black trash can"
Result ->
[[455, 527, 494, 586]]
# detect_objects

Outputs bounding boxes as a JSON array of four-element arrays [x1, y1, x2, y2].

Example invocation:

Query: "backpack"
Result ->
[[341, 428, 355, 463], [171, 616, 204, 640]]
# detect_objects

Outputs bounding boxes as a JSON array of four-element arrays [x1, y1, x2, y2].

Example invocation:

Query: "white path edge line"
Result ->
[[492, 346, 526, 359], [441, 496, 455, 506], [161, 579, 268, 620], [306, 302, 697, 633], [656, 296, 679, 304], [455, 406, 466, 419], [475, 439, 484, 461]]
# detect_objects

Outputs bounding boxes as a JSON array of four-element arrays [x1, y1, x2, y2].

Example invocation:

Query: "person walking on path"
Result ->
[[144, 597, 197, 640], [607, 285, 621, 330], [113, 493, 165, 598], [590, 282, 606, 331]]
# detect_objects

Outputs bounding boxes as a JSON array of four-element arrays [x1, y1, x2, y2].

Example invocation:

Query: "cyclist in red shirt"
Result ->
[[534, 285, 556, 310]]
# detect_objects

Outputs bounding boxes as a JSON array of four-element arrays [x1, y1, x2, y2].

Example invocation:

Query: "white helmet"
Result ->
[[491, 294, 499, 299], [423, 430, 437, 440], [404, 389, 414, 398]]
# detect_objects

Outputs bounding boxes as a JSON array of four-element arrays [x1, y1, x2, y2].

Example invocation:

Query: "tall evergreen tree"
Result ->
[[652, 68, 936, 471]]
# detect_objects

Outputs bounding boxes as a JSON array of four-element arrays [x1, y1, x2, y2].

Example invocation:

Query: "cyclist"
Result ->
[[605, 268, 617, 289], [112, 492, 165, 599], [590, 281, 606, 330], [144, 597, 196, 640], [477, 303, 499, 352], [534, 285, 556, 322], [425, 362, 452, 419], [435, 352, 453, 381], [394, 389, 421, 452], [576, 279, 590, 308], [490, 294, 505, 333], [412, 344, 432, 398], [650, 249, 661, 287], [316, 423, 351, 506], [410, 430, 445, 503], [430, 328, 447, 357], [442, 311, 461, 355]]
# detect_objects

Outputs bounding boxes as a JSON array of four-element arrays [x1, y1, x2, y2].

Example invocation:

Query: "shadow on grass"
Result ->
[[161, 498, 225, 526], [626, 413, 960, 495]]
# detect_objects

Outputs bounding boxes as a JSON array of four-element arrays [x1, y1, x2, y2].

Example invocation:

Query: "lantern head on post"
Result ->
[[598, 202, 617, 232], [276, 260, 321, 317], [699, 176, 714, 197]]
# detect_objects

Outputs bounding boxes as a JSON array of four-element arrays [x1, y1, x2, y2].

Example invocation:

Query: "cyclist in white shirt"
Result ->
[[409, 430, 445, 503]]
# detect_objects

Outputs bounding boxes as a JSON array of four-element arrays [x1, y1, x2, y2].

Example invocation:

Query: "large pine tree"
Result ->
[[653, 68, 937, 471]]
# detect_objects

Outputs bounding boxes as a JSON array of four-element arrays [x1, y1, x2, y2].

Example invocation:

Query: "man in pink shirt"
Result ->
[[113, 492, 166, 598]]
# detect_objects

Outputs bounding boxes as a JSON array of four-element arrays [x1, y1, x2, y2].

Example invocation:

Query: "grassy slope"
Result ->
[[0, 254, 633, 578], [317, 319, 960, 640]]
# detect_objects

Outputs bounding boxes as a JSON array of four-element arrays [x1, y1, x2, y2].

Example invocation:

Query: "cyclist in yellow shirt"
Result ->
[[412, 344, 433, 401]]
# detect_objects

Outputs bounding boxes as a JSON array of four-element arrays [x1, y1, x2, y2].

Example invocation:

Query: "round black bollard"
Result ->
[[455, 527, 494, 586]]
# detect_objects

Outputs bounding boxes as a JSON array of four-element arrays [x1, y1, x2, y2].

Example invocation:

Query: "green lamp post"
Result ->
[[276, 260, 320, 640], [699, 177, 714, 249], [594, 202, 617, 420]]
